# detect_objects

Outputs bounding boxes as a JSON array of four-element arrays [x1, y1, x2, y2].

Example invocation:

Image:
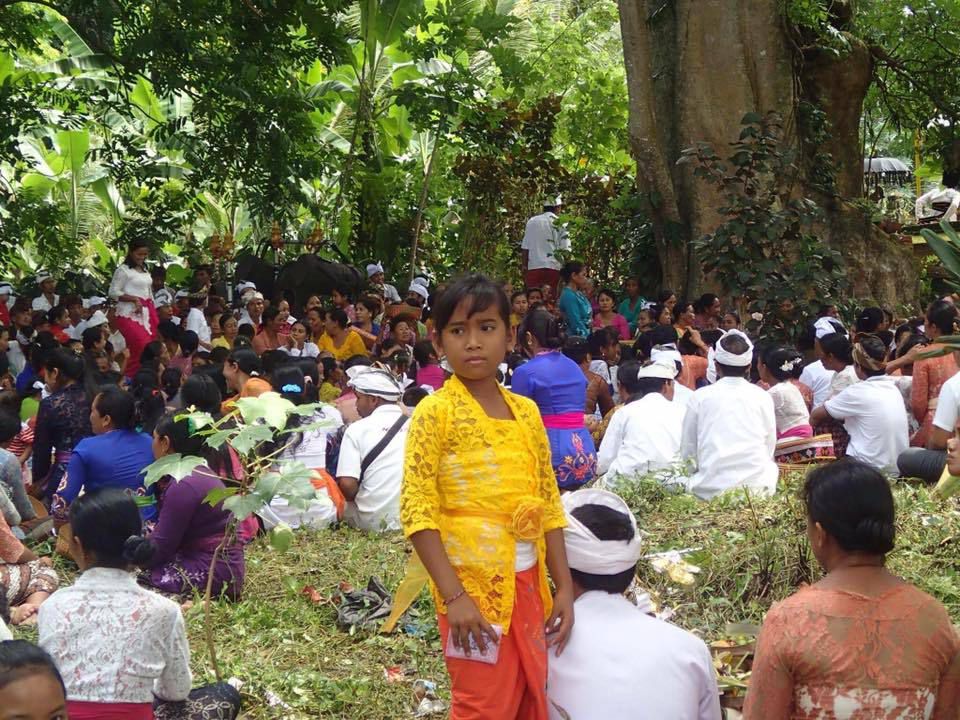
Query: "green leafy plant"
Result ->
[[142, 391, 334, 679], [681, 111, 847, 344], [921, 219, 960, 294]]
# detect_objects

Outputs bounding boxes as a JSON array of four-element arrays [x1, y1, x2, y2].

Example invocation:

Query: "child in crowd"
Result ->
[[413, 339, 445, 391], [283, 320, 320, 358], [402, 274, 574, 719], [759, 347, 813, 439], [0, 640, 69, 718], [721, 311, 741, 331], [510, 290, 529, 329], [318, 356, 343, 403]]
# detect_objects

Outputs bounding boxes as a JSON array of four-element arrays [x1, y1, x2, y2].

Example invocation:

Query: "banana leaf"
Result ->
[[921, 220, 960, 286]]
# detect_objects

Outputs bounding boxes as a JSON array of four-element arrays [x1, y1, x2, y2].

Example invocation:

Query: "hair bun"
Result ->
[[852, 517, 895, 555], [122, 535, 155, 566]]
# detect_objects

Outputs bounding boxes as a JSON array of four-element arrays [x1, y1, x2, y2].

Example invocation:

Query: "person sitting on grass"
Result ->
[[681, 331, 777, 500], [144, 413, 245, 600], [0, 492, 58, 625], [38, 489, 242, 720], [547, 489, 721, 720], [744, 459, 960, 718], [758, 347, 812, 440], [0, 411, 41, 537], [0, 640, 69, 719]]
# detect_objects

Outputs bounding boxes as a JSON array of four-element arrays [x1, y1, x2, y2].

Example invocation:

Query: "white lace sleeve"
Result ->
[[153, 606, 193, 702]]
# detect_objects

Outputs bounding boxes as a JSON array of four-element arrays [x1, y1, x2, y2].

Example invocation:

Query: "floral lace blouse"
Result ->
[[744, 583, 960, 719], [401, 375, 566, 633]]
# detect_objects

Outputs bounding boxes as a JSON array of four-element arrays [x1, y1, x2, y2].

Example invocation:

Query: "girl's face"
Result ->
[[528, 290, 543, 305], [0, 669, 68, 720], [223, 316, 238, 339], [95, 356, 110, 373], [665, 294, 677, 310], [210, 314, 222, 338], [394, 321, 413, 344], [308, 311, 324, 336], [355, 303, 371, 325], [324, 316, 341, 336], [438, 299, 511, 382], [512, 294, 529, 317], [638, 309, 653, 328], [625, 278, 640, 298], [291, 323, 307, 344], [604, 341, 621, 365], [657, 307, 672, 325], [678, 304, 695, 326], [332, 290, 346, 307], [277, 301, 290, 323], [129, 246, 149, 267], [721, 313, 739, 331], [305, 296, 321, 311], [598, 293, 614, 313], [223, 360, 239, 388]]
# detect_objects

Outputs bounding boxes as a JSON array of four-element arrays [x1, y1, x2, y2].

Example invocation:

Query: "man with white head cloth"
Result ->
[[682, 331, 777, 499], [547, 489, 721, 720], [799, 317, 847, 407], [650, 345, 693, 407], [597, 360, 686, 480], [335, 366, 410, 531], [366, 262, 401, 304]]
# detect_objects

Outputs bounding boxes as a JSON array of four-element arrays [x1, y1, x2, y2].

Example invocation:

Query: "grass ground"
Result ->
[[14, 475, 960, 718]]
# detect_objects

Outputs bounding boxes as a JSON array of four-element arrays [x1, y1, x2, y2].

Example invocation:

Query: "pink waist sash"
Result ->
[[67, 701, 153, 720], [778, 424, 814, 440], [542, 412, 585, 430]]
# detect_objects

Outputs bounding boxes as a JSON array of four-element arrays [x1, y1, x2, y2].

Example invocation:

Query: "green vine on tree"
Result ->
[[681, 111, 847, 344]]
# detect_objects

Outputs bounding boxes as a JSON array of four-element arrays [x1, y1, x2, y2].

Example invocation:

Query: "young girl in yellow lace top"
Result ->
[[401, 274, 574, 720]]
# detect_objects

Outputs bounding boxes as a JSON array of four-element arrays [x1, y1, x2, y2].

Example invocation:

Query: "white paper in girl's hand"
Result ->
[[445, 624, 502, 665]]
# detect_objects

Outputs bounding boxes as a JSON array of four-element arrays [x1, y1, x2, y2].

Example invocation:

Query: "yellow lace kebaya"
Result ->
[[401, 375, 566, 633]]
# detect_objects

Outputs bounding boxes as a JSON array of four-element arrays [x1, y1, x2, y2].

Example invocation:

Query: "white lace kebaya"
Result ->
[[38, 567, 193, 704]]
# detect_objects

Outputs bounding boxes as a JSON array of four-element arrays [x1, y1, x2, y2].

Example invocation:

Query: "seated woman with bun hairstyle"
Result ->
[[744, 459, 960, 718], [38, 488, 241, 720]]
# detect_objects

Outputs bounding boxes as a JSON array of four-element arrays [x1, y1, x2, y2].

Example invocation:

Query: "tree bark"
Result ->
[[618, 0, 917, 305]]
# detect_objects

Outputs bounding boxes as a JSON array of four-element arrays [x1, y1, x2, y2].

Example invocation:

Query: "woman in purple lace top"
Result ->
[[143, 412, 244, 600]]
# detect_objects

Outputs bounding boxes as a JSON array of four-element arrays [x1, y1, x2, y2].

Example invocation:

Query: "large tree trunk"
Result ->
[[618, 0, 917, 305]]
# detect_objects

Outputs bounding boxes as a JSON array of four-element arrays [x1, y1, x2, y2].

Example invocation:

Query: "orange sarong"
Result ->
[[438, 565, 548, 720]]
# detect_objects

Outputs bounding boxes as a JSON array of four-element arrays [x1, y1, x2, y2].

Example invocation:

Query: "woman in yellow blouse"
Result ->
[[211, 314, 238, 350], [401, 274, 574, 720], [316, 308, 368, 362]]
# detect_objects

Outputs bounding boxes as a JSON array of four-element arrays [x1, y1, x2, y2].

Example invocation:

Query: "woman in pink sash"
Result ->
[[512, 308, 597, 490], [108, 239, 158, 378]]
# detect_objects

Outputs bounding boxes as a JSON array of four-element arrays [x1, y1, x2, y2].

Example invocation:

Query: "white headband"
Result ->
[[407, 283, 428, 300], [346, 366, 403, 400], [366, 262, 384, 278], [637, 359, 677, 380], [815, 316, 845, 340], [650, 347, 682, 369], [713, 329, 753, 367], [85, 310, 108, 329], [562, 489, 642, 575]]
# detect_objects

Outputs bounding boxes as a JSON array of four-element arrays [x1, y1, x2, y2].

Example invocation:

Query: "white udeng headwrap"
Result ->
[[346, 366, 403, 401], [707, 328, 754, 383], [562, 489, 642, 575], [366, 262, 385, 278], [814, 316, 846, 340]]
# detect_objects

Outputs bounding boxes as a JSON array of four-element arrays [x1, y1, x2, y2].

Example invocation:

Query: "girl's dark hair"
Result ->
[[94, 386, 137, 430], [562, 336, 590, 365], [803, 459, 895, 555], [519, 308, 563, 351], [819, 332, 852, 364], [318, 355, 337, 382], [154, 411, 206, 457], [273, 365, 307, 405], [179, 330, 199, 356], [293, 359, 320, 403], [655, 289, 675, 304], [343, 354, 373, 372], [926, 299, 958, 336], [432, 274, 511, 336], [617, 360, 644, 397], [897, 333, 928, 360], [402, 386, 430, 408], [124, 239, 150, 268], [597, 287, 617, 303], [0, 640, 66, 694], [158, 320, 181, 343], [161, 367, 182, 400], [139, 340, 166, 369], [228, 348, 262, 377], [649, 303, 669, 324], [327, 307, 348, 329], [560, 261, 585, 283], [695, 293, 719, 313], [70, 488, 155, 568], [855, 306, 884, 334], [412, 339, 437, 366], [0, 410, 21, 444], [81, 326, 104, 351], [47, 305, 68, 326], [45, 348, 84, 382], [262, 306, 281, 326], [587, 328, 615, 357], [389, 313, 417, 335], [180, 372, 223, 414], [131, 368, 165, 434], [763, 346, 804, 382], [723, 311, 741, 325]]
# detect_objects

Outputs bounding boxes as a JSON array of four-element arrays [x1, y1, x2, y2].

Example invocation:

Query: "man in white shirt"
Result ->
[[151, 266, 175, 308], [336, 367, 409, 532], [548, 489, 721, 720], [915, 174, 960, 223], [521, 196, 570, 294], [650, 346, 693, 407], [800, 317, 847, 407], [812, 336, 909, 475], [366, 263, 401, 304], [598, 360, 686, 480], [682, 332, 777, 500], [31, 271, 59, 312]]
